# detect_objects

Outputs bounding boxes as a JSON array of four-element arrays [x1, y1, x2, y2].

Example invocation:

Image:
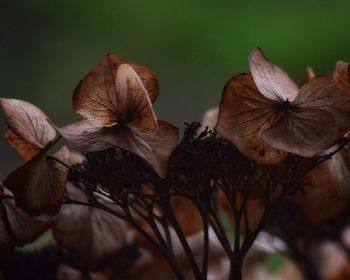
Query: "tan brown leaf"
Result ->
[[334, 61, 350, 91], [249, 47, 299, 101], [215, 73, 288, 165], [4, 130, 41, 161], [4, 152, 68, 216], [53, 183, 126, 264], [1, 98, 56, 149]]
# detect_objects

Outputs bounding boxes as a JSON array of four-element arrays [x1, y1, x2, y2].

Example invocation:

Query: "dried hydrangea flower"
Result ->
[[216, 48, 350, 164], [57, 55, 178, 177]]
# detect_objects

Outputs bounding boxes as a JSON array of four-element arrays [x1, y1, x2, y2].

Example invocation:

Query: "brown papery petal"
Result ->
[[103, 121, 179, 178], [130, 63, 159, 103], [73, 54, 125, 124], [4, 130, 41, 161], [4, 152, 68, 216], [334, 61, 350, 91], [302, 67, 316, 85], [294, 76, 350, 136], [58, 119, 177, 177], [262, 107, 337, 157], [215, 73, 288, 165], [53, 184, 126, 264], [249, 48, 299, 102], [3, 202, 52, 246], [115, 63, 158, 133], [56, 121, 117, 151], [1, 98, 56, 148]]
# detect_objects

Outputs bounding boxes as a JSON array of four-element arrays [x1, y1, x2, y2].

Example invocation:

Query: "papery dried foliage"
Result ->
[[58, 55, 178, 177], [4, 152, 68, 216], [216, 48, 350, 164], [0, 185, 52, 261], [53, 183, 126, 264]]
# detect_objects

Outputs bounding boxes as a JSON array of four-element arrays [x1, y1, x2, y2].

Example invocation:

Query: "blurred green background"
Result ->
[[1, 0, 350, 179]]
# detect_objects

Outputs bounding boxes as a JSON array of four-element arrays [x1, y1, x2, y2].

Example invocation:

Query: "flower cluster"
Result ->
[[1, 48, 350, 279]]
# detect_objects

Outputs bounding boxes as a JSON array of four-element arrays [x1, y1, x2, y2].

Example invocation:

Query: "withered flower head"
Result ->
[[216, 48, 350, 165], [57, 54, 179, 178], [1, 99, 68, 216]]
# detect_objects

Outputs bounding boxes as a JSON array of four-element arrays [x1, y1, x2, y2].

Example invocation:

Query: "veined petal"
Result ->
[[73, 54, 125, 124], [262, 107, 337, 157], [103, 121, 179, 177], [249, 48, 299, 102], [4, 130, 41, 161], [53, 183, 126, 264], [0, 185, 52, 248], [1, 98, 56, 149], [56, 121, 117, 151], [215, 73, 288, 165], [294, 76, 350, 136], [115, 63, 158, 133], [4, 152, 68, 216]]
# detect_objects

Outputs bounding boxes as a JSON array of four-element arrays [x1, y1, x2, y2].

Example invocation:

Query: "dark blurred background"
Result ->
[[1, 0, 350, 179]]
